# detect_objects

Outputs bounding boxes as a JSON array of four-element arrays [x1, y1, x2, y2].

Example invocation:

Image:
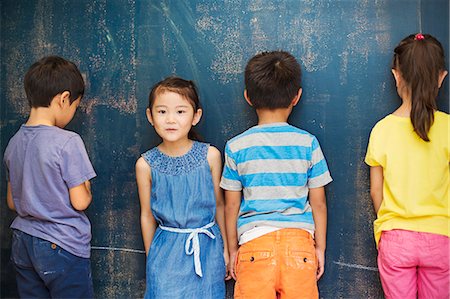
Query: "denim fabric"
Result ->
[[142, 142, 226, 299], [11, 230, 93, 299]]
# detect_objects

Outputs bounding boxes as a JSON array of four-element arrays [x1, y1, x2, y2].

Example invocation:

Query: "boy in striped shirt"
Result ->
[[221, 51, 332, 299]]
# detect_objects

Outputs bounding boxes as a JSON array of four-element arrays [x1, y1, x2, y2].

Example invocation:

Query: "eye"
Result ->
[[157, 110, 166, 114], [177, 110, 187, 114]]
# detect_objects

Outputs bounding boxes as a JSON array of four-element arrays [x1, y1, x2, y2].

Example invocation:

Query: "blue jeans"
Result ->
[[11, 229, 94, 298]]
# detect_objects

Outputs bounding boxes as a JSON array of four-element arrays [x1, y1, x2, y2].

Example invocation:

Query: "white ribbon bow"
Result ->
[[159, 221, 216, 277]]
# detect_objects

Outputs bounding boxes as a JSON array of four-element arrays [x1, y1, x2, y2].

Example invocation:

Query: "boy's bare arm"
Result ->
[[224, 190, 241, 280], [6, 182, 15, 211], [309, 186, 327, 280], [369, 166, 383, 214], [69, 180, 92, 211]]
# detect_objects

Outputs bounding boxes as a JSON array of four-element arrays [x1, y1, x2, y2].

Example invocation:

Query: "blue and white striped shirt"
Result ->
[[220, 122, 332, 240]]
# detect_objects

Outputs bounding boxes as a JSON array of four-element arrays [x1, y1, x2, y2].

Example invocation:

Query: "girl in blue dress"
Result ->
[[136, 77, 229, 298]]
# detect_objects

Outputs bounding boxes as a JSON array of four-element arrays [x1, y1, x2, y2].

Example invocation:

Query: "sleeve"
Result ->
[[365, 126, 381, 167], [3, 142, 11, 181], [3, 159, 9, 182], [307, 136, 333, 188], [60, 135, 97, 188], [219, 143, 242, 191]]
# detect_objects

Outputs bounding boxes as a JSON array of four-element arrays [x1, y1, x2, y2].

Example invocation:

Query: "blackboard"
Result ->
[[1, 1, 448, 298]]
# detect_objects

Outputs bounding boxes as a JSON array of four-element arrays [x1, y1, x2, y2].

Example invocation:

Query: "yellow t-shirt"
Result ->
[[365, 111, 450, 246]]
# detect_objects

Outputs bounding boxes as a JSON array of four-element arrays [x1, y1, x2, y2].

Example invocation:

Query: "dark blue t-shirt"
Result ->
[[4, 125, 96, 258]]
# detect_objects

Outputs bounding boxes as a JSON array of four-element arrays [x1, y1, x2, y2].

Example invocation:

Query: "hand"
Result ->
[[224, 250, 232, 280], [228, 249, 238, 280], [315, 247, 325, 280]]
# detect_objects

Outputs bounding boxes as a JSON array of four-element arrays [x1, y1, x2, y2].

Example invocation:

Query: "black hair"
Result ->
[[244, 50, 302, 109], [24, 55, 85, 108], [148, 76, 202, 141]]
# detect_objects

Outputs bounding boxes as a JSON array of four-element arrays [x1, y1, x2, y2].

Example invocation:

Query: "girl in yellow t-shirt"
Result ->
[[365, 33, 449, 299]]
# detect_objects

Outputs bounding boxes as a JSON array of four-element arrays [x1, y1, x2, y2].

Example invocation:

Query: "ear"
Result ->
[[192, 108, 202, 126], [61, 91, 71, 105], [53, 91, 70, 108], [391, 69, 402, 87], [243, 90, 253, 106], [291, 88, 302, 107], [146, 108, 153, 126], [438, 70, 448, 88]]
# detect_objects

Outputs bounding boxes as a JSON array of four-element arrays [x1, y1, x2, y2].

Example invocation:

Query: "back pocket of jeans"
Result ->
[[11, 230, 29, 268]]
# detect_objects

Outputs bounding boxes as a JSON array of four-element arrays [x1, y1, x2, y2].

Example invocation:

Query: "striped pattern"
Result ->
[[220, 123, 332, 238]]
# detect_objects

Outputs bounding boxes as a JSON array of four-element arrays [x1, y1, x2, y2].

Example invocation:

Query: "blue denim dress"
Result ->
[[142, 141, 225, 299]]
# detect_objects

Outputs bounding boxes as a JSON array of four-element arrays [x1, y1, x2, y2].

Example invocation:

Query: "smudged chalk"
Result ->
[[92, 246, 145, 254], [333, 261, 378, 272]]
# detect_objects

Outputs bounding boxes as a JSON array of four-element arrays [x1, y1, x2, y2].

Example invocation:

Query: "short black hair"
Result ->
[[244, 50, 301, 109], [24, 56, 85, 107]]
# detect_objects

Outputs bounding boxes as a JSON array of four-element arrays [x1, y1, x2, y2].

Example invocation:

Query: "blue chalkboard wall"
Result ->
[[1, 1, 448, 298]]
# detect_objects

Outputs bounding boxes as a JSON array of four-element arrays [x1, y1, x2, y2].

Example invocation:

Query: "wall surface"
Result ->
[[1, 1, 448, 298]]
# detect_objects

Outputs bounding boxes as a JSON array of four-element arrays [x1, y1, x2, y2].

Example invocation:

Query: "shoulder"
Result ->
[[206, 145, 222, 170], [47, 127, 81, 142], [44, 128, 86, 152], [140, 147, 159, 164], [367, 115, 393, 138], [225, 126, 255, 146], [284, 124, 319, 148], [136, 156, 151, 181], [136, 156, 151, 171], [431, 111, 450, 138], [207, 145, 221, 161], [434, 111, 450, 122]]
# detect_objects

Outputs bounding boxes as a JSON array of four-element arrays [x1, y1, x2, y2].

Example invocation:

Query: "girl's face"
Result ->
[[147, 91, 201, 143]]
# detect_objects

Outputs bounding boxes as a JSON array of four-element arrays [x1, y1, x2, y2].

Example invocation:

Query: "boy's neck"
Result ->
[[25, 107, 57, 126], [256, 107, 292, 125]]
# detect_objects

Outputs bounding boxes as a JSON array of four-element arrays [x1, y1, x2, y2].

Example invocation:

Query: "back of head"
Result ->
[[24, 56, 85, 108], [393, 33, 446, 141], [245, 50, 302, 109], [148, 76, 203, 141]]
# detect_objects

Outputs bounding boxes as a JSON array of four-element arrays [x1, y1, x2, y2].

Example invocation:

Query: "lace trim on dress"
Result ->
[[141, 141, 208, 175]]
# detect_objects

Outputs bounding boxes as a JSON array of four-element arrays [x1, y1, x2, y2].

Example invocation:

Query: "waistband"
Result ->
[[258, 228, 312, 239]]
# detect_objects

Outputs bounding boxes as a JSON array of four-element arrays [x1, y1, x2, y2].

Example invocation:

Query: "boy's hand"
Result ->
[[315, 247, 325, 280], [224, 249, 232, 280], [228, 249, 238, 280]]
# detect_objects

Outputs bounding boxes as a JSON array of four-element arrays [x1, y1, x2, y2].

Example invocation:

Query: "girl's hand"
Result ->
[[228, 249, 238, 280], [315, 247, 325, 280], [224, 249, 232, 280]]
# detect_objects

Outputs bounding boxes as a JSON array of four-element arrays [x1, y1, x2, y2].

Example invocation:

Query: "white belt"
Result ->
[[159, 221, 216, 277]]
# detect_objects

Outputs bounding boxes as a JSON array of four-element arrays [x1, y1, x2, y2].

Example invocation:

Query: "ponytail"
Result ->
[[393, 34, 445, 141]]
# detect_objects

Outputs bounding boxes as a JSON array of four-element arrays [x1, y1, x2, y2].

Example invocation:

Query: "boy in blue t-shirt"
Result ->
[[3, 56, 96, 298], [221, 51, 332, 298]]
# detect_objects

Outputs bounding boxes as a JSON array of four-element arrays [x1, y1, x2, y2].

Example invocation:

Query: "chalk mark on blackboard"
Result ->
[[333, 261, 378, 272], [92, 246, 145, 254]]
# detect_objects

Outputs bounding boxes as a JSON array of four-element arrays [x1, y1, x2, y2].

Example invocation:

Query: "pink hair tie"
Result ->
[[415, 33, 425, 40]]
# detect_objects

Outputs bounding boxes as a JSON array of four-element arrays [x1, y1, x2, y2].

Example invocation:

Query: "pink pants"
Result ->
[[378, 229, 450, 299]]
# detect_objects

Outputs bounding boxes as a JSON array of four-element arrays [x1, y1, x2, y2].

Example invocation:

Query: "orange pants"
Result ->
[[234, 228, 318, 299]]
